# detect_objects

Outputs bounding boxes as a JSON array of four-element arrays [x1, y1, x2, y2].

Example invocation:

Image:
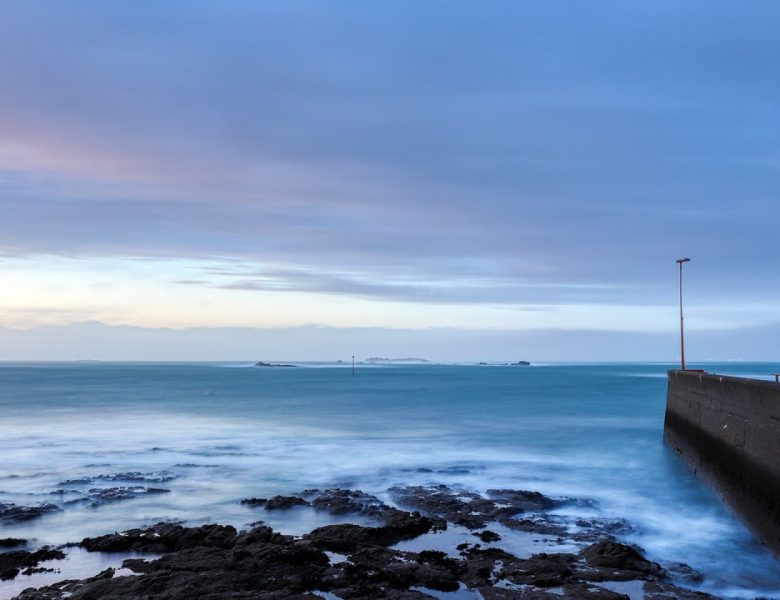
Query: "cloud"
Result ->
[[207, 265, 617, 305], [0, 1, 779, 319], [1, 320, 778, 362]]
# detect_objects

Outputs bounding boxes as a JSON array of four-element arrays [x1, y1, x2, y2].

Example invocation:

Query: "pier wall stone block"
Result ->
[[664, 370, 780, 555]]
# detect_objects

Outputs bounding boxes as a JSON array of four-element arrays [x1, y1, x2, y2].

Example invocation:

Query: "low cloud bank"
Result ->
[[1, 321, 778, 363]]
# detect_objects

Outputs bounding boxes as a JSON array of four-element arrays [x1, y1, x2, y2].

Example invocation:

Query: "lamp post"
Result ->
[[676, 258, 691, 370]]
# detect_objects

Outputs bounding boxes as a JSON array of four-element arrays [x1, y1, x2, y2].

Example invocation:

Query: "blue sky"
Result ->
[[1, 1, 779, 361]]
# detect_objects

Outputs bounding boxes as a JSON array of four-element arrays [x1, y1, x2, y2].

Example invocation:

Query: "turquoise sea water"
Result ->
[[1, 361, 779, 598]]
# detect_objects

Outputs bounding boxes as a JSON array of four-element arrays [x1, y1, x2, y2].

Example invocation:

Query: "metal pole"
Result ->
[[676, 258, 691, 371], [679, 261, 685, 371]]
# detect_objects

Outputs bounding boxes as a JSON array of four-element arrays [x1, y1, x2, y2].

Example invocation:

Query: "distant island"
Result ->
[[364, 357, 429, 363], [254, 361, 297, 368], [476, 361, 531, 366]]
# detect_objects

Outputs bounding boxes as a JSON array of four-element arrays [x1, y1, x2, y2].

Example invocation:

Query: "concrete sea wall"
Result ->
[[664, 370, 780, 554]]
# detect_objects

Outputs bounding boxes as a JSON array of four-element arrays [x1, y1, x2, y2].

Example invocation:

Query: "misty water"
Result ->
[[1, 362, 779, 599]]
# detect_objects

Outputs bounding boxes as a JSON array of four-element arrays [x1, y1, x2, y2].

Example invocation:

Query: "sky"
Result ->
[[1, 1, 779, 361]]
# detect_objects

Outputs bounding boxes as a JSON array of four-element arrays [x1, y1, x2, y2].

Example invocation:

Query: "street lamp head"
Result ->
[[676, 257, 691, 264]]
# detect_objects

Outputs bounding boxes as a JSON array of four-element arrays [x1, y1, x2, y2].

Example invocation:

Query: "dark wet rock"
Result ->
[[482, 583, 629, 600], [580, 540, 661, 575], [21, 524, 328, 599], [244, 488, 389, 518], [48, 489, 79, 497], [120, 557, 152, 573], [462, 546, 581, 590], [457, 545, 519, 588], [664, 562, 704, 584], [81, 522, 239, 553], [486, 489, 558, 512], [246, 489, 447, 537], [575, 541, 663, 583], [324, 545, 458, 594], [189, 446, 253, 457], [241, 497, 268, 506], [264, 495, 309, 510], [500, 552, 578, 587], [58, 471, 176, 486], [477, 529, 501, 542], [389, 485, 499, 529], [81, 486, 170, 506], [307, 488, 388, 516], [0, 538, 27, 548], [316, 545, 465, 598], [568, 518, 635, 544], [436, 466, 473, 475], [57, 477, 92, 486], [379, 508, 447, 539], [0, 547, 65, 581], [559, 584, 630, 599], [102, 470, 175, 483], [416, 550, 460, 572], [62, 497, 90, 506], [17, 523, 715, 600], [303, 489, 447, 534], [574, 517, 634, 537], [382, 509, 443, 538], [500, 515, 568, 537], [479, 587, 562, 599], [304, 510, 435, 552], [458, 539, 685, 598], [389, 485, 561, 530], [234, 524, 292, 547], [63, 486, 170, 507], [643, 579, 716, 599], [12, 488, 716, 600], [334, 588, 436, 600], [0, 503, 61, 523]]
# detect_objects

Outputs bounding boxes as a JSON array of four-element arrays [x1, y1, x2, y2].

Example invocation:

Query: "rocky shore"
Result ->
[[4, 486, 715, 599]]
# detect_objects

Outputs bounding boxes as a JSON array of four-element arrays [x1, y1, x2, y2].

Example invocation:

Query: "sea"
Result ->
[[1, 361, 779, 599]]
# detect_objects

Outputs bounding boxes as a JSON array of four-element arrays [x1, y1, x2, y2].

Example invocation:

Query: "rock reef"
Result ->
[[0, 548, 65, 582], [0, 503, 61, 524], [8, 486, 715, 600]]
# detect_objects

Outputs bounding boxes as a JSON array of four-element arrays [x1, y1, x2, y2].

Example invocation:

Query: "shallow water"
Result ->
[[1, 361, 779, 598], [0, 548, 149, 600]]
